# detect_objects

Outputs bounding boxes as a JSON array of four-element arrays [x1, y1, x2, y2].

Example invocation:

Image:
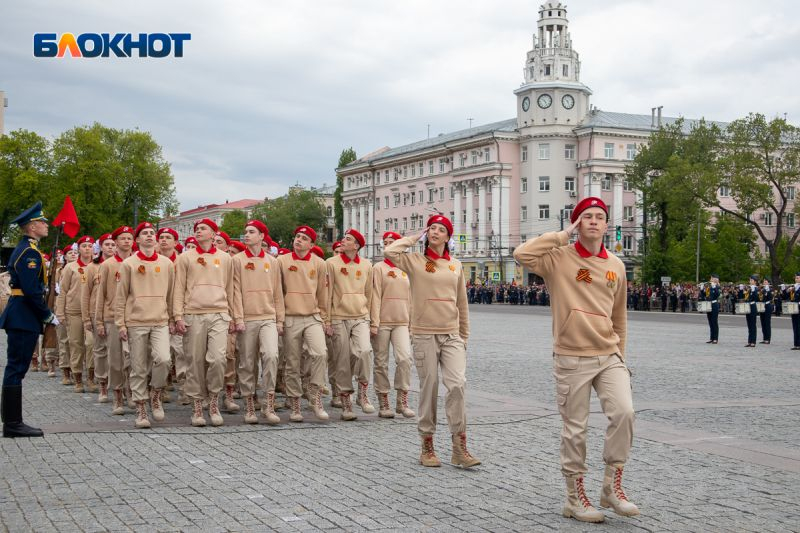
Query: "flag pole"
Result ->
[[42, 222, 64, 350]]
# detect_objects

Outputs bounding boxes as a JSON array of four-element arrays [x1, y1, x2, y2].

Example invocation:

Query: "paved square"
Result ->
[[2, 305, 799, 532]]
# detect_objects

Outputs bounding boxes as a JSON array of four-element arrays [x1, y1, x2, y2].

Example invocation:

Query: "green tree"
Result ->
[[249, 188, 327, 248], [219, 209, 248, 240], [0, 130, 52, 245], [334, 147, 357, 236]]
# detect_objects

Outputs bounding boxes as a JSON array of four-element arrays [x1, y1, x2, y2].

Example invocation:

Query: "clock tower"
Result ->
[[515, 2, 592, 130]]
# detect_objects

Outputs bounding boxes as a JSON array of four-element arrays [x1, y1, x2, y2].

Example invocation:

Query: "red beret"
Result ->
[[345, 228, 366, 248], [194, 218, 218, 233], [134, 222, 154, 239], [76, 235, 95, 245], [278, 247, 291, 255], [215, 231, 231, 245], [266, 237, 278, 248], [332, 240, 342, 250], [294, 226, 317, 242], [157, 228, 178, 240], [42, 253, 51, 261], [230, 240, 246, 252], [63, 244, 76, 255], [570, 196, 609, 223], [246, 220, 268, 235], [112, 226, 134, 239], [97, 233, 113, 244], [175, 243, 184, 253], [382, 231, 401, 241], [310, 245, 324, 258], [426, 215, 453, 237], [184, 236, 199, 247], [132, 243, 139, 252]]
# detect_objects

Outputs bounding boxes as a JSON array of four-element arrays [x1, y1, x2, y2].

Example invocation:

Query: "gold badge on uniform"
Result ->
[[309, 269, 316, 279], [213, 258, 221, 267], [288, 265, 298, 272], [388, 271, 397, 279], [115, 272, 121, 282], [606, 271, 617, 289], [137, 265, 146, 275], [425, 260, 436, 273], [576, 268, 592, 284], [264, 263, 270, 271], [401, 272, 407, 278], [27, 260, 37, 269], [449, 265, 456, 272], [356, 270, 362, 278], [340, 267, 349, 276], [78, 267, 84, 275], [245, 262, 255, 270], [155, 266, 161, 273]]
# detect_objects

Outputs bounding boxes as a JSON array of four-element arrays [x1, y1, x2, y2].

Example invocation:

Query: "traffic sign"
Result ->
[[491, 272, 500, 281]]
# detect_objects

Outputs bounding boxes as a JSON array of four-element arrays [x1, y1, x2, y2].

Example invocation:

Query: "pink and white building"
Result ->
[[338, 1, 766, 283], [158, 198, 262, 241]]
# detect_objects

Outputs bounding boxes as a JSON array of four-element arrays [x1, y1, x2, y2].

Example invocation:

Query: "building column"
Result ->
[[613, 174, 624, 228], [491, 177, 501, 240], [495, 176, 512, 281], [477, 178, 487, 254], [453, 183, 462, 251], [464, 181, 474, 254], [589, 173, 601, 197], [367, 195, 375, 260], [358, 200, 366, 257], [635, 190, 643, 254], [342, 201, 350, 236]]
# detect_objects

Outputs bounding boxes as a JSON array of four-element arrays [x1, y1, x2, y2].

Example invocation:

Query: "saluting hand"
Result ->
[[565, 218, 581, 235]]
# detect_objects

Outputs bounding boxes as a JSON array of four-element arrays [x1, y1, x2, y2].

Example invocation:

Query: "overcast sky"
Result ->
[[2, 0, 799, 212]]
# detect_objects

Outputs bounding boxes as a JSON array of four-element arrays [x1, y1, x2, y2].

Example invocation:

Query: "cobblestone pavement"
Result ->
[[2, 306, 799, 532]]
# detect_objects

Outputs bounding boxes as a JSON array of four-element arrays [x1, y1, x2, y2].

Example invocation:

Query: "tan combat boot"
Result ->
[[377, 393, 394, 418], [86, 368, 98, 393], [30, 356, 39, 372], [309, 385, 329, 421], [289, 397, 304, 422], [419, 434, 441, 467], [73, 372, 84, 393], [61, 368, 72, 385], [356, 381, 375, 414], [151, 388, 165, 422], [97, 380, 109, 403], [243, 395, 258, 424], [47, 360, 56, 377], [563, 474, 604, 523], [340, 393, 357, 421], [134, 401, 151, 429], [321, 384, 330, 396], [330, 394, 342, 409], [600, 465, 640, 517], [451, 432, 481, 468], [112, 389, 125, 415], [208, 393, 224, 426], [191, 399, 206, 427], [161, 388, 172, 404], [261, 392, 281, 424], [396, 390, 415, 418], [125, 386, 135, 409], [224, 385, 240, 413]]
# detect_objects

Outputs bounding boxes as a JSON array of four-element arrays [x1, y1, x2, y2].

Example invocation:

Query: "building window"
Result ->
[[623, 235, 633, 250], [719, 185, 730, 197], [539, 176, 550, 192], [562, 64, 569, 77], [544, 64, 551, 76], [462, 210, 467, 224], [539, 143, 550, 160], [522, 145, 528, 162], [394, 168, 399, 181], [393, 194, 400, 207], [787, 186, 796, 200], [327, 206, 333, 216], [419, 162, 424, 176], [394, 219, 398, 230], [410, 192, 415, 205], [411, 218, 416, 230], [788, 213, 796, 228], [403, 166, 408, 178], [472, 151, 478, 165], [411, 164, 415, 177], [564, 176, 575, 192], [562, 207, 573, 222], [623, 205, 634, 221], [602, 176, 612, 191], [521, 206, 528, 221], [419, 191, 424, 203], [384, 170, 389, 183], [484, 147, 490, 162], [462, 186, 467, 198], [439, 159, 446, 173], [604, 142, 614, 159], [403, 218, 407, 230], [428, 189, 435, 203], [764, 212, 774, 226], [474, 208, 479, 223], [374, 199, 379, 211], [487, 207, 492, 221], [521, 177, 528, 193], [440, 188, 444, 201], [429, 160, 434, 175], [450, 186, 454, 199], [626, 143, 637, 160], [623, 179, 632, 191], [460, 154, 467, 167], [538, 204, 549, 220], [564, 144, 575, 159], [384, 196, 389, 209]]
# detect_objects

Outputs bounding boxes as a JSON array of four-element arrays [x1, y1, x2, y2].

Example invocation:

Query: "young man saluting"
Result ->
[[514, 197, 638, 523]]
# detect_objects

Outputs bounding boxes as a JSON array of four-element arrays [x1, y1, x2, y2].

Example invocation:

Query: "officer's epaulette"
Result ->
[[28, 239, 39, 251]]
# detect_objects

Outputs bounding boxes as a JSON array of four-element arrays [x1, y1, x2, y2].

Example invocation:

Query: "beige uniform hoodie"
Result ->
[[172, 246, 234, 321], [325, 253, 373, 324], [231, 249, 285, 326], [370, 259, 410, 328], [115, 251, 175, 329]]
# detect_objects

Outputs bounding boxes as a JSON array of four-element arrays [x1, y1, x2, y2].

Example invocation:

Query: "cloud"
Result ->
[[2, 0, 800, 212]]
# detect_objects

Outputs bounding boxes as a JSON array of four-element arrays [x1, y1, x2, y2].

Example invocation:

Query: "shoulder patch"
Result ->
[[27, 259, 38, 269]]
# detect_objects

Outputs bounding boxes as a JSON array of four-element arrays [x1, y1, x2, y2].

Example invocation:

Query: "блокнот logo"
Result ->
[[33, 33, 191, 58]]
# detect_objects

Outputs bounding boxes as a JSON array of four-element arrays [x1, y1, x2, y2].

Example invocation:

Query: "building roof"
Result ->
[[179, 199, 261, 217], [344, 118, 518, 168], [578, 110, 728, 134]]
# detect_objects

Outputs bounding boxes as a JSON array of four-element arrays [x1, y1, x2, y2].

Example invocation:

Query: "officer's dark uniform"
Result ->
[[783, 277, 800, 349], [759, 283, 774, 344], [701, 277, 720, 343], [0, 202, 54, 438], [739, 278, 759, 347]]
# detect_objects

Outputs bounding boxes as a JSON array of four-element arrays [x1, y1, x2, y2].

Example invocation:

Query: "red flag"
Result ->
[[52, 196, 80, 238]]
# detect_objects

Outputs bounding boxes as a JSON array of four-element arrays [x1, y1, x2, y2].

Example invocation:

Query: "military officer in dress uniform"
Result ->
[[0, 202, 57, 438], [759, 279, 774, 344], [784, 273, 800, 350], [739, 275, 759, 347], [701, 274, 720, 344]]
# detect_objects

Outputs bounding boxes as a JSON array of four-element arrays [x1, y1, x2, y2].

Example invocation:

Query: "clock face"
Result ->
[[521, 96, 530, 112], [562, 94, 575, 109], [537, 94, 552, 109]]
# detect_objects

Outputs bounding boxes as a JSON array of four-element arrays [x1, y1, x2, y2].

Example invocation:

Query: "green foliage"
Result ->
[[249, 188, 327, 248], [334, 147, 357, 236], [218, 209, 249, 240], [0, 123, 177, 251]]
